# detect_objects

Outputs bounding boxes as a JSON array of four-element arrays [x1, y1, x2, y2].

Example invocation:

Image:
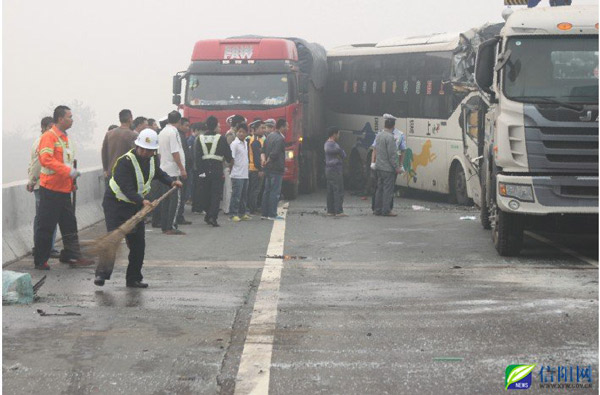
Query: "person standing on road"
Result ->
[[27, 116, 60, 258], [324, 127, 347, 217], [101, 109, 138, 185], [263, 118, 275, 137], [189, 122, 204, 214], [158, 111, 187, 235], [33, 105, 94, 270], [176, 117, 192, 225], [229, 123, 251, 222], [222, 114, 245, 215], [196, 116, 233, 227], [95, 129, 183, 288], [373, 115, 402, 217], [247, 119, 265, 214], [260, 118, 287, 220], [148, 118, 159, 132]]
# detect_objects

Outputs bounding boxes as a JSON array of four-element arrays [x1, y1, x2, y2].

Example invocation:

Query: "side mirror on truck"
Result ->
[[173, 75, 182, 95], [475, 37, 500, 97], [172, 95, 181, 106]]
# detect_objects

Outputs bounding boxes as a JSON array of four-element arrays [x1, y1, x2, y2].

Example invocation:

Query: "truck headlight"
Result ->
[[498, 183, 534, 202], [286, 151, 294, 159]]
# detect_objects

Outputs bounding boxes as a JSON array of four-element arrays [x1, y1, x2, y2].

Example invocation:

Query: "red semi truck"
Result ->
[[172, 37, 327, 199]]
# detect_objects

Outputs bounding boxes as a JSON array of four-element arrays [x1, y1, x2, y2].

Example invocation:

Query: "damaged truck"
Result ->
[[475, 4, 598, 256]]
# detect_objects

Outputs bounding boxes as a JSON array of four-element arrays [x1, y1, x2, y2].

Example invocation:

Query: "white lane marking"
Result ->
[[234, 203, 288, 395], [525, 231, 598, 268]]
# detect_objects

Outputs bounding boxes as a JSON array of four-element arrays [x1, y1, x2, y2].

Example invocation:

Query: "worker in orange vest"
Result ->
[[33, 105, 94, 270]]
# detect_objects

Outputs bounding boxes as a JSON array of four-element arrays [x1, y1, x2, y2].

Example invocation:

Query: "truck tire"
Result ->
[[449, 163, 471, 205], [492, 207, 523, 256], [282, 180, 299, 200]]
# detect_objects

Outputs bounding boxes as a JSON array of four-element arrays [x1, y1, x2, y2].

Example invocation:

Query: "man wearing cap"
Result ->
[[263, 119, 276, 137], [247, 119, 265, 214], [95, 129, 183, 288], [373, 114, 404, 216]]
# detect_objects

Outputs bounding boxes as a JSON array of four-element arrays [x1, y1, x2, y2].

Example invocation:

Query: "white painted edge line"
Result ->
[[525, 231, 598, 268], [234, 202, 289, 395]]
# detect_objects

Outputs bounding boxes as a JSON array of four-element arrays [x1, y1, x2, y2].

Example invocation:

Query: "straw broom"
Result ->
[[87, 186, 177, 263]]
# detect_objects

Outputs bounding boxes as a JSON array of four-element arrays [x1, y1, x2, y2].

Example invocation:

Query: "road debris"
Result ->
[[36, 309, 81, 317], [460, 216, 477, 221], [412, 205, 430, 211], [3, 271, 35, 305]]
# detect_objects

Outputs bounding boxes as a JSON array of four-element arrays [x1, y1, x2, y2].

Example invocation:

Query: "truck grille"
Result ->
[[525, 126, 598, 173], [560, 185, 598, 198]]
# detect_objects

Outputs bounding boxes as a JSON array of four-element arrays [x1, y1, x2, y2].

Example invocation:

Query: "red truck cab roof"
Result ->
[[191, 38, 298, 62]]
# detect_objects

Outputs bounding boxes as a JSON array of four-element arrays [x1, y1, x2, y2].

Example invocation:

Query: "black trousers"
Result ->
[[96, 197, 145, 283], [247, 171, 263, 213], [191, 172, 203, 213], [149, 179, 162, 227], [161, 180, 181, 231], [200, 171, 224, 221], [326, 169, 344, 214], [34, 187, 81, 266], [374, 170, 396, 215]]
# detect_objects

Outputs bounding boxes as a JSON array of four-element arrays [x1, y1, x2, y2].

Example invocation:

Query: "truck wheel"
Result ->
[[282, 181, 298, 200], [491, 205, 523, 256], [450, 163, 470, 205]]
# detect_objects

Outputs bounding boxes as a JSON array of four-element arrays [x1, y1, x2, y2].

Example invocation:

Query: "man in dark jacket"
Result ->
[[260, 118, 286, 220], [195, 116, 233, 227], [95, 129, 182, 288]]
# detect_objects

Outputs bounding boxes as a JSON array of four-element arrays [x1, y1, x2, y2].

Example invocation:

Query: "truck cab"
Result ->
[[476, 5, 598, 256]]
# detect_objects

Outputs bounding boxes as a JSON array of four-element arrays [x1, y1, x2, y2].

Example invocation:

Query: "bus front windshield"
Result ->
[[503, 36, 598, 104], [186, 74, 291, 109]]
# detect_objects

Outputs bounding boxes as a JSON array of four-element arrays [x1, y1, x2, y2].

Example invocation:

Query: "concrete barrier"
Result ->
[[2, 167, 105, 265]]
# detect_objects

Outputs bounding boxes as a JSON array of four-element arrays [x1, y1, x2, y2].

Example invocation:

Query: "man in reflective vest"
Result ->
[[195, 116, 233, 227], [34, 105, 94, 270], [95, 128, 182, 288]]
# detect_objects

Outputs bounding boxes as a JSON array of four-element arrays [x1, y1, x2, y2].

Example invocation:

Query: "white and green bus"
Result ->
[[325, 25, 502, 204]]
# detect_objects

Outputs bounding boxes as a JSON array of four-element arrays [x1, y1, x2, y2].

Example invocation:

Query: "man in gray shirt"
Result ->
[[260, 118, 287, 220], [101, 109, 138, 181], [374, 116, 401, 216]]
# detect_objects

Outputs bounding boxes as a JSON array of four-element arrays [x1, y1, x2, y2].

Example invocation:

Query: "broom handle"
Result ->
[[151, 186, 178, 207]]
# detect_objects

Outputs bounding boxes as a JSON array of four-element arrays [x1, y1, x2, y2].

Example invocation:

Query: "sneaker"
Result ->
[[94, 276, 105, 286], [261, 216, 268, 220], [177, 220, 192, 225], [270, 216, 284, 221], [326, 213, 335, 217], [383, 212, 398, 217], [336, 213, 348, 217], [67, 258, 95, 267], [163, 229, 186, 235], [231, 216, 241, 222], [241, 215, 252, 221], [35, 262, 51, 270]]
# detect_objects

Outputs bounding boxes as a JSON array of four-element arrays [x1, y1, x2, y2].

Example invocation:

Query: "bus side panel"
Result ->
[[400, 134, 448, 193]]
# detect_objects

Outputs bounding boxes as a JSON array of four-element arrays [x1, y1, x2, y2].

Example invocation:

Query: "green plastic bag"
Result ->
[[3, 271, 34, 305]]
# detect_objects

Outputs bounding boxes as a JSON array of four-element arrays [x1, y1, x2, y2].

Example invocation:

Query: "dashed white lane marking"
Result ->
[[525, 231, 598, 268], [234, 203, 288, 395]]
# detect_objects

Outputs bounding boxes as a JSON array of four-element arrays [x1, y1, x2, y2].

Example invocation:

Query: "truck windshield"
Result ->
[[186, 74, 290, 109], [503, 36, 598, 104]]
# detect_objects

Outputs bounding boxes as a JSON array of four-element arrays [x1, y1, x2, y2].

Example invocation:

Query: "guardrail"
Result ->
[[2, 167, 105, 265]]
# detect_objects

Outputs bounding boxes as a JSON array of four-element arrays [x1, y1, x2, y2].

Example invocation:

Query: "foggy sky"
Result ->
[[2, 0, 598, 182]]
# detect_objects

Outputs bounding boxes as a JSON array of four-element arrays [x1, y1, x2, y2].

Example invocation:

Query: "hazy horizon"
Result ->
[[3, 0, 598, 183]]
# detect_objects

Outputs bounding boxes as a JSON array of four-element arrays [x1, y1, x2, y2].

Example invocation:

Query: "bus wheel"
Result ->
[[450, 163, 470, 205], [282, 180, 299, 200], [491, 204, 523, 256], [348, 148, 364, 190]]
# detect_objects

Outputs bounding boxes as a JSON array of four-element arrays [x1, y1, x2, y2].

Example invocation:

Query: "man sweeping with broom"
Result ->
[[94, 128, 182, 288]]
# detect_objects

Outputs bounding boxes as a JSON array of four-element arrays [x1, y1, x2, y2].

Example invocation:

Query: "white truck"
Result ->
[[475, 4, 598, 256]]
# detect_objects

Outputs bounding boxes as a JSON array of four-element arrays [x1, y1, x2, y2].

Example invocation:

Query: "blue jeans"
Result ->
[[261, 172, 283, 218], [229, 178, 249, 217], [34, 189, 57, 251]]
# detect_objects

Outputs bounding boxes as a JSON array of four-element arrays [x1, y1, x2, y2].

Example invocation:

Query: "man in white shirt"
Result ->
[[229, 123, 250, 222], [158, 111, 187, 235]]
